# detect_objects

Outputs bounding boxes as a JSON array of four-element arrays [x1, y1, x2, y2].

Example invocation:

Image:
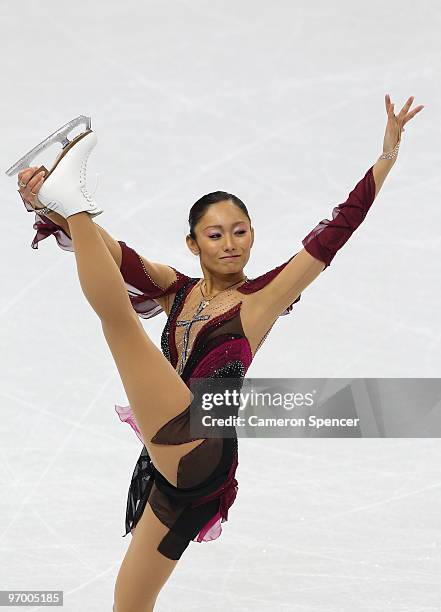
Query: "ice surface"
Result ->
[[0, 0, 439, 610]]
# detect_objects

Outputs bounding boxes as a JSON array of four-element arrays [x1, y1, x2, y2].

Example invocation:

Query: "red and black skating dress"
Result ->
[[23, 165, 375, 560]]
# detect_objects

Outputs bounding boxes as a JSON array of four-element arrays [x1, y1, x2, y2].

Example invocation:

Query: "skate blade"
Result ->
[[5, 115, 92, 177]]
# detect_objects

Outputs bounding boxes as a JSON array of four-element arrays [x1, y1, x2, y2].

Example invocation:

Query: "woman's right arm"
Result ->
[[32, 210, 190, 318], [44, 212, 178, 290], [33, 209, 181, 291], [19, 168, 190, 317]]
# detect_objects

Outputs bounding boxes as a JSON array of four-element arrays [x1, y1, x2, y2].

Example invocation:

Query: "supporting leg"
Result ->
[[114, 503, 180, 612]]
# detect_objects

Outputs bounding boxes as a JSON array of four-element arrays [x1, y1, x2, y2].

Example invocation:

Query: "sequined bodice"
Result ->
[[161, 278, 254, 384], [112, 240, 303, 381]]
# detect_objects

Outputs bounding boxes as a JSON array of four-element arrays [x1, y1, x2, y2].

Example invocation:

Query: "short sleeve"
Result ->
[[118, 240, 191, 319]]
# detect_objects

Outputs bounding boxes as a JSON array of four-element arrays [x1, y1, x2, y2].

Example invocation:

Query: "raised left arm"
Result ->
[[247, 163, 376, 322], [247, 94, 424, 322]]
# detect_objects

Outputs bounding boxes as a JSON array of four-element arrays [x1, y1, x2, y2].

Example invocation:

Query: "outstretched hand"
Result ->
[[383, 94, 424, 154], [17, 166, 67, 228]]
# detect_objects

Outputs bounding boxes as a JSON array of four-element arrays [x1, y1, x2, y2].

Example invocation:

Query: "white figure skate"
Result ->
[[5, 115, 103, 219]]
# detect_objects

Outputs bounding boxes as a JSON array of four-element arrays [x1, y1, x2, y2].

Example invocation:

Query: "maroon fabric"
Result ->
[[117, 240, 191, 319], [21, 198, 189, 319], [301, 165, 376, 268], [191, 447, 239, 522], [190, 335, 253, 380], [167, 297, 254, 375], [19, 190, 74, 251]]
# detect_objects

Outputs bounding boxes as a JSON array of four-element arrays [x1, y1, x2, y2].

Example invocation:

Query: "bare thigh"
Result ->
[[114, 501, 179, 612], [102, 315, 205, 485]]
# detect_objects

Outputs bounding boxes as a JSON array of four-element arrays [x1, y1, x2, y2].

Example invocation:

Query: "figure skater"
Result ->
[[8, 94, 423, 611]]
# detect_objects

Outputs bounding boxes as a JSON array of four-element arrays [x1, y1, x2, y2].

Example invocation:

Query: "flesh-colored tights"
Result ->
[[67, 213, 204, 611]]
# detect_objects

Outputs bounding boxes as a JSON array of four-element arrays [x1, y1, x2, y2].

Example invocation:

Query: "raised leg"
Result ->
[[66, 211, 205, 465], [66, 211, 133, 323]]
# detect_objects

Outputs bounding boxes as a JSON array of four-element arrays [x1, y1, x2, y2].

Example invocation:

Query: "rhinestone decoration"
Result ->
[[157, 254, 305, 378], [378, 139, 400, 160], [161, 279, 197, 366], [137, 252, 169, 291], [175, 293, 243, 376]]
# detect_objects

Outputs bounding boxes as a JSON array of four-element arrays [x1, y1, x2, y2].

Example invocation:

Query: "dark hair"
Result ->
[[188, 191, 251, 241]]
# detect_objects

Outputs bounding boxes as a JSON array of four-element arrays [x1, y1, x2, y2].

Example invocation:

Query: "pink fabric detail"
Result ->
[[115, 404, 145, 445], [116, 401, 238, 545], [193, 510, 222, 542], [190, 336, 252, 379]]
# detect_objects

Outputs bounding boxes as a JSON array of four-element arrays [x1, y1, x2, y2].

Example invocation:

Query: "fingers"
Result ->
[[386, 94, 425, 129], [18, 166, 38, 183], [397, 96, 415, 119], [401, 105, 424, 129], [385, 94, 393, 115], [24, 171, 45, 199], [19, 168, 45, 204], [408, 105, 425, 119]]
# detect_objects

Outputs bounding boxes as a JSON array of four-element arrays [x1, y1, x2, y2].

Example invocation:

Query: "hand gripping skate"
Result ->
[[5, 115, 103, 219]]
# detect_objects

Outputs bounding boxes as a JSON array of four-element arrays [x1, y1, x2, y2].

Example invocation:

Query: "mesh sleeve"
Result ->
[[21, 188, 191, 320], [118, 240, 191, 319], [301, 165, 376, 268]]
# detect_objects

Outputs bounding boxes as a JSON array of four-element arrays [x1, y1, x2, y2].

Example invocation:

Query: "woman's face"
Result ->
[[189, 200, 254, 274]]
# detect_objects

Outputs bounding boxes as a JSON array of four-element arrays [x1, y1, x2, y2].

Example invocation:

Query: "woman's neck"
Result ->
[[200, 274, 247, 297]]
